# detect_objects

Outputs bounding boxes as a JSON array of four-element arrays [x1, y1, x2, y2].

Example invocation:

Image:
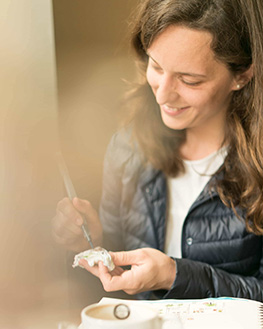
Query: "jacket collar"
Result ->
[[138, 164, 222, 250]]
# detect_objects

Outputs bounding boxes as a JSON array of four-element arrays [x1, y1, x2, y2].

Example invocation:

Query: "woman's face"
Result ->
[[146, 25, 239, 132]]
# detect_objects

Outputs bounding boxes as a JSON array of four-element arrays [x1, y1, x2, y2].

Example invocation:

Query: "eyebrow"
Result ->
[[147, 53, 207, 78]]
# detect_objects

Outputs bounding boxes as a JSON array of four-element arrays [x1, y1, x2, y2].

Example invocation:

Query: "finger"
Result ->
[[98, 262, 118, 291], [123, 288, 139, 295], [111, 266, 124, 276], [109, 250, 146, 267], [78, 259, 100, 277], [78, 260, 122, 277], [56, 197, 84, 226], [52, 212, 83, 239], [72, 198, 103, 246], [73, 198, 92, 215], [98, 263, 134, 292], [72, 198, 99, 225]]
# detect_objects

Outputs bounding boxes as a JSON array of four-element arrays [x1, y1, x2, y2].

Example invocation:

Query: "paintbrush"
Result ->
[[56, 152, 94, 249]]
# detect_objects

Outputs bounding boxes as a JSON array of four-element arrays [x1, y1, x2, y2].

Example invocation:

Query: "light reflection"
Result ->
[[0, 0, 137, 328]]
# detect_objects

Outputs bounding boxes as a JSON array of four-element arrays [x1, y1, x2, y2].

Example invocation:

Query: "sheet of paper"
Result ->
[[99, 297, 261, 329]]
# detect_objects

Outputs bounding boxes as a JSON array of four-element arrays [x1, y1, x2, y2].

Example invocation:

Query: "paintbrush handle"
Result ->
[[56, 152, 94, 248]]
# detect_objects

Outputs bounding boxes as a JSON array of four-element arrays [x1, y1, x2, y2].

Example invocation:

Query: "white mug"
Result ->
[[81, 302, 167, 329]]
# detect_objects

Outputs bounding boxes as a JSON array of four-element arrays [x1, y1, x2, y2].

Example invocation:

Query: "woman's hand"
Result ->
[[79, 248, 176, 294], [52, 197, 103, 252]]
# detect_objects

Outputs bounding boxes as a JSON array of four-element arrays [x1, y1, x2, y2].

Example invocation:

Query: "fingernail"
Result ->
[[72, 197, 79, 205]]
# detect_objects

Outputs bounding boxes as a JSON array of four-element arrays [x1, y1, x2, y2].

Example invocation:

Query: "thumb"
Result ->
[[72, 198, 98, 222], [72, 197, 91, 213], [110, 250, 142, 267]]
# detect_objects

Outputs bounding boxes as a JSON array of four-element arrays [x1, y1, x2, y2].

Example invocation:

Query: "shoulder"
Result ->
[[104, 127, 145, 176]]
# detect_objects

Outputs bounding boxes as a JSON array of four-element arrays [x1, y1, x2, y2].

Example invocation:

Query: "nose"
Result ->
[[155, 74, 178, 105]]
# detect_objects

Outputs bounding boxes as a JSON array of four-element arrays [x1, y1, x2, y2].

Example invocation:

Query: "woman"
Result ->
[[53, 0, 263, 301]]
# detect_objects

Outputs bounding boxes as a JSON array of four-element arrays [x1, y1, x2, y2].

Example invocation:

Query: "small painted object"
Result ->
[[72, 246, 115, 271]]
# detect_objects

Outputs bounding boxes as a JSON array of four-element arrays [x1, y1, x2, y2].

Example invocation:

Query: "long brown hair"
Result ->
[[122, 0, 263, 234]]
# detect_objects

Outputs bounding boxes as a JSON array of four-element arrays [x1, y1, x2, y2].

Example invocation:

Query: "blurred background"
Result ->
[[0, 0, 139, 328]]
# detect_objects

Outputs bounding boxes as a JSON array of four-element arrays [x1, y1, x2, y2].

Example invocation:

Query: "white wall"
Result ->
[[0, 1, 63, 327], [0, 1, 140, 327]]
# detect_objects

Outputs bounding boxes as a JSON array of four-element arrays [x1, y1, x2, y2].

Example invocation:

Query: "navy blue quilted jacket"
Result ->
[[99, 130, 263, 301]]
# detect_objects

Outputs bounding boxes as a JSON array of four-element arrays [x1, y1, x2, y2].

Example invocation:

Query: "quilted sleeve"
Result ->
[[99, 129, 135, 251], [163, 252, 263, 301]]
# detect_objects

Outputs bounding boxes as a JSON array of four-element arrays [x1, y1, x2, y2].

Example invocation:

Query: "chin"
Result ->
[[161, 117, 186, 131], [160, 111, 187, 130]]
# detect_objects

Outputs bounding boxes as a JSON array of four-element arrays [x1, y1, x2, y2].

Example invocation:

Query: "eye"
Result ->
[[180, 78, 202, 86], [148, 58, 163, 72], [153, 65, 163, 72], [150, 64, 163, 73]]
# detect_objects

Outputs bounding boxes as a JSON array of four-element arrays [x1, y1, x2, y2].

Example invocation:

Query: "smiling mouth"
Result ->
[[162, 104, 190, 113]]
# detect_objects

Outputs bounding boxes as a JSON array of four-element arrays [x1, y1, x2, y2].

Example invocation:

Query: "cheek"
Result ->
[[179, 85, 225, 108], [203, 84, 232, 108], [175, 86, 206, 106]]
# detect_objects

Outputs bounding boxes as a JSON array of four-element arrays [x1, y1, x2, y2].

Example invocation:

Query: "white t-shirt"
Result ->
[[164, 147, 228, 258]]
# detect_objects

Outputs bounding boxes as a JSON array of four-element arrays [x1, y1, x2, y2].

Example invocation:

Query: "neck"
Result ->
[[180, 126, 226, 161]]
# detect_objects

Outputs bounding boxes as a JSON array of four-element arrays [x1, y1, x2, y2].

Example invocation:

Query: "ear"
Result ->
[[232, 64, 254, 91]]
